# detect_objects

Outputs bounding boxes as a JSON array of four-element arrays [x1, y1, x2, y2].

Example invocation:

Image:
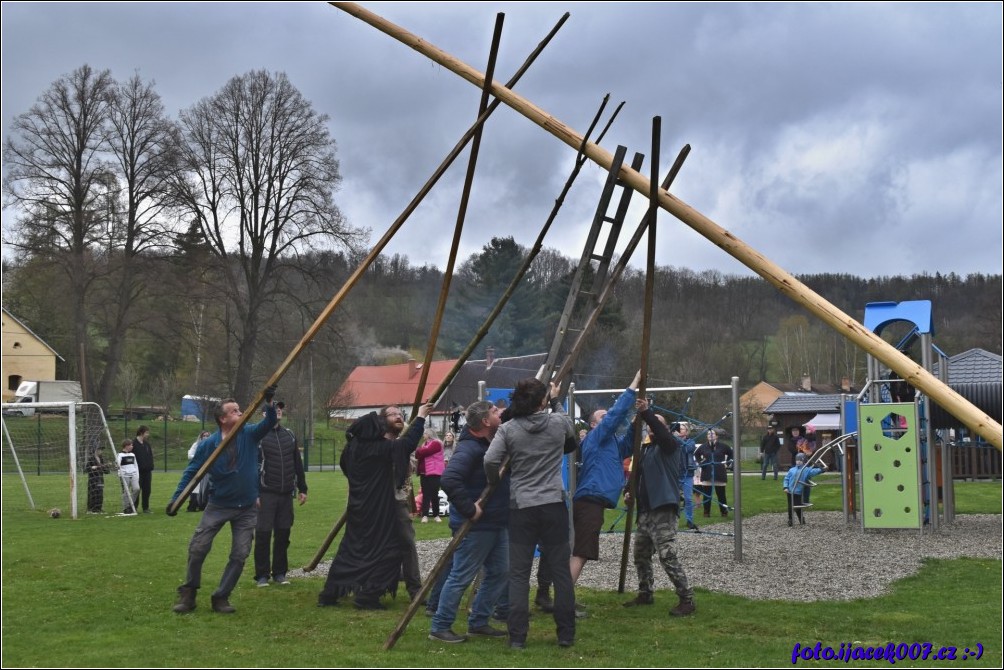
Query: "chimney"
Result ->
[[800, 374, 812, 392], [486, 346, 496, 369], [840, 376, 851, 393], [407, 358, 418, 378]]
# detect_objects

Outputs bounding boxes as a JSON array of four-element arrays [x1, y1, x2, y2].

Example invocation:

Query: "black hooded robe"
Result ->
[[318, 412, 425, 604]]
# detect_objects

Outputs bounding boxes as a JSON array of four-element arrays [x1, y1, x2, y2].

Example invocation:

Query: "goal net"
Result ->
[[1, 401, 131, 519]]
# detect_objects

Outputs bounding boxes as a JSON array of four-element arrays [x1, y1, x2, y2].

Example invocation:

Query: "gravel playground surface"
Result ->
[[402, 512, 1002, 603]]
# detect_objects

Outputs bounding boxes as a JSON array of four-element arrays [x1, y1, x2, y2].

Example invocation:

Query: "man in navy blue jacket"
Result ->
[[428, 400, 508, 644], [169, 392, 278, 614]]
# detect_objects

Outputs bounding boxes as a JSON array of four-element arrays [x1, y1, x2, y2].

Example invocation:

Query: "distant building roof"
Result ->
[[764, 394, 843, 414], [1, 307, 64, 361], [328, 352, 548, 414], [328, 358, 456, 411], [934, 348, 1002, 384]]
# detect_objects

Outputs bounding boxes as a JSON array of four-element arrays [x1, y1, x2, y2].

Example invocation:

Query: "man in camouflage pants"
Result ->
[[622, 398, 695, 616]]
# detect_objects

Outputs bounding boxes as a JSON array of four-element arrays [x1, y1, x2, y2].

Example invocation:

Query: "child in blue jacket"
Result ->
[[783, 453, 827, 526]]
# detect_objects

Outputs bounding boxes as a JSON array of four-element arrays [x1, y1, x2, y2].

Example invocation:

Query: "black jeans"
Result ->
[[138, 469, 153, 511], [507, 502, 575, 644]]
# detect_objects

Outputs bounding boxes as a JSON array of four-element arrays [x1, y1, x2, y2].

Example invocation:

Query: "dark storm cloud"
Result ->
[[2, 2, 1000, 278]]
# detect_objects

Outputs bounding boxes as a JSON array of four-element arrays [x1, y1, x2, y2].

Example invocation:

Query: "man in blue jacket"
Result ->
[[428, 400, 508, 644], [169, 389, 278, 614], [570, 370, 640, 585]]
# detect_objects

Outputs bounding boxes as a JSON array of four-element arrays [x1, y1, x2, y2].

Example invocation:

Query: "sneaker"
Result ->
[[275, 574, 290, 585], [508, 640, 526, 650], [256, 577, 270, 588], [623, 593, 654, 607], [574, 603, 589, 619], [434, 516, 442, 523], [429, 629, 467, 644], [558, 638, 575, 648], [670, 599, 696, 617], [420, 516, 428, 524], [468, 624, 506, 638], [143, 509, 152, 514], [317, 597, 339, 608], [686, 521, 700, 531], [491, 610, 509, 622], [424, 607, 437, 617]]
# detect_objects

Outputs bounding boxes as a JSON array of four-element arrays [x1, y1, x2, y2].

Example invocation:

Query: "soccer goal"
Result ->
[[1, 401, 128, 519]]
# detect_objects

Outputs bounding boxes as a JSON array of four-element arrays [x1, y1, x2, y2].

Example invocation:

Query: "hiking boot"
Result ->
[[256, 577, 270, 588], [670, 598, 696, 617], [468, 624, 507, 638], [172, 586, 196, 614], [429, 629, 467, 644], [534, 591, 554, 612], [623, 593, 654, 607], [211, 595, 236, 614]]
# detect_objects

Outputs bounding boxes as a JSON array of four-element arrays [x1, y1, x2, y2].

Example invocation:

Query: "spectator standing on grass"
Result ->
[[132, 425, 155, 514], [117, 439, 140, 514], [416, 429, 445, 522], [187, 431, 212, 512], [86, 443, 111, 513], [253, 402, 307, 587]]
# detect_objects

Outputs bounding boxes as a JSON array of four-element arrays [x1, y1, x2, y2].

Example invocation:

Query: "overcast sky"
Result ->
[[2, 2, 1001, 280]]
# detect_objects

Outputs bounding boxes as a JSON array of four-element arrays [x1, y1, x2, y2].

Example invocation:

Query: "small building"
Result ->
[[762, 393, 845, 468], [1, 307, 63, 403], [327, 348, 547, 433]]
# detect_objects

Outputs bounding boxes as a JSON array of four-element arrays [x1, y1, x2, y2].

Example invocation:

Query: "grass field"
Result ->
[[1, 471, 1000, 668]]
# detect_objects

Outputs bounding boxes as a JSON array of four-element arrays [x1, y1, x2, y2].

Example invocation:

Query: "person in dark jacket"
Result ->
[[253, 402, 307, 587], [760, 426, 782, 480], [428, 400, 508, 644], [168, 391, 278, 614], [132, 425, 155, 513], [695, 429, 733, 517], [317, 402, 432, 610], [623, 398, 695, 616]]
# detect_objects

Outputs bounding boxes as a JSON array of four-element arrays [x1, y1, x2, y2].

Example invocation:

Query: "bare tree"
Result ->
[[3, 64, 115, 400], [174, 70, 361, 400], [94, 73, 181, 408]]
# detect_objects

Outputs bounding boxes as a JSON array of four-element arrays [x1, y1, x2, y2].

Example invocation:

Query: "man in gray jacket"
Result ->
[[484, 378, 577, 650]]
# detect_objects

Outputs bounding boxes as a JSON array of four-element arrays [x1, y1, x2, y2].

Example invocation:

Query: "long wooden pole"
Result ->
[[331, 1, 1002, 451], [618, 117, 660, 593], [411, 14, 504, 416], [304, 8, 572, 569]]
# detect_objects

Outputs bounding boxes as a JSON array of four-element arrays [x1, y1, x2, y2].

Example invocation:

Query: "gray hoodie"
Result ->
[[484, 407, 575, 510]]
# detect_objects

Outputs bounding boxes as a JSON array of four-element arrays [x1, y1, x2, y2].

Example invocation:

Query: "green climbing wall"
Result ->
[[858, 402, 922, 529]]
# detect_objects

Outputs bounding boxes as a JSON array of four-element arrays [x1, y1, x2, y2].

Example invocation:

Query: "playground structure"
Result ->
[[795, 299, 1001, 534]]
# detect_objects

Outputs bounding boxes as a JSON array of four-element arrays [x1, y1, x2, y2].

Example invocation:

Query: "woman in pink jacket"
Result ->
[[415, 429, 445, 522]]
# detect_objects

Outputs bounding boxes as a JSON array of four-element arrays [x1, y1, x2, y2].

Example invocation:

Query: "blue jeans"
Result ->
[[432, 528, 509, 632], [181, 503, 257, 599], [680, 473, 695, 523]]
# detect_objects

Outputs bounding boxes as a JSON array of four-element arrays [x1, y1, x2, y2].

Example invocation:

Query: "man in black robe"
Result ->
[[318, 401, 432, 609]]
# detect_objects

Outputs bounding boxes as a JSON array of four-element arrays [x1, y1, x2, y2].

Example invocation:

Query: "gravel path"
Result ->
[[296, 513, 1001, 603]]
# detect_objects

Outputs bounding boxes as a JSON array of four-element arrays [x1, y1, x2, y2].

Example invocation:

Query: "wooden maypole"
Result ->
[[329, 1, 1002, 451]]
